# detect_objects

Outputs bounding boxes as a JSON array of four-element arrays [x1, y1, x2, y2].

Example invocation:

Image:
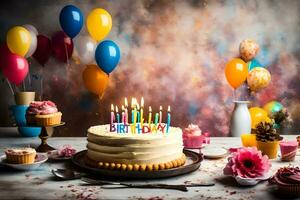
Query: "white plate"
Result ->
[[47, 150, 73, 161], [0, 153, 48, 171], [201, 147, 228, 159], [234, 172, 272, 186]]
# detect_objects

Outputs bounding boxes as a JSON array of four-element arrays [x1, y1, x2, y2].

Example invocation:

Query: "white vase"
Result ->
[[230, 101, 251, 137]]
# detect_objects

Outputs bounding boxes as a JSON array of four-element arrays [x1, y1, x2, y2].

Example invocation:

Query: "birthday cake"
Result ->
[[85, 124, 185, 171]]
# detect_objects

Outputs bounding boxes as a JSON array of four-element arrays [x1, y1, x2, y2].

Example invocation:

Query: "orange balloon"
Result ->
[[225, 58, 248, 89], [82, 64, 109, 97]]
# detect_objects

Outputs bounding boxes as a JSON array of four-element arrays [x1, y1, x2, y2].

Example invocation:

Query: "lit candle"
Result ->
[[140, 97, 144, 127], [166, 105, 171, 133], [111, 104, 115, 124], [121, 105, 125, 124], [124, 97, 128, 124], [155, 112, 159, 127], [148, 106, 152, 125], [136, 103, 140, 123], [133, 103, 137, 133], [131, 98, 135, 123], [116, 106, 120, 123], [159, 106, 163, 124]]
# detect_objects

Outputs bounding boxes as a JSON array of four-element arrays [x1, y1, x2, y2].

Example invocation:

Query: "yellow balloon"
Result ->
[[6, 26, 31, 57], [82, 64, 109, 97], [86, 8, 112, 42], [249, 107, 269, 129]]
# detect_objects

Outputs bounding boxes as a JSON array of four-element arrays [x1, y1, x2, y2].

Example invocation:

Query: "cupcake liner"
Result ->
[[278, 185, 300, 197], [5, 152, 36, 164], [35, 112, 62, 126]]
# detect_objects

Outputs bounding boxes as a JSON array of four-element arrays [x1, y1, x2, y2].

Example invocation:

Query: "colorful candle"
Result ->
[[133, 104, 137, 133], [111, 104, 115, 124], [154, 112, 159, 126], [166, 105, 171, 133], [159, 106, 163, 124], [124, 97, 128, 124], [148, 106, 152, 125], [116, 106, 120, 123], [121, 105, 125, 123], [140, 97, 144, 127], [131, 98, 135, 123], [136, 103, 140, 123]]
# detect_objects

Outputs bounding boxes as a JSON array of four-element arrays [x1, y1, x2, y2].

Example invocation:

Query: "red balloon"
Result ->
[[2, 52, 29, 85], [33, 34, 52, 66], [51, 31, 73, 62], [0, 43, 11, 69]]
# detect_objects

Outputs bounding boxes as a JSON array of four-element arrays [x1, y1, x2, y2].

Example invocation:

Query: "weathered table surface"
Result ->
[[0, 133, 299, 200]]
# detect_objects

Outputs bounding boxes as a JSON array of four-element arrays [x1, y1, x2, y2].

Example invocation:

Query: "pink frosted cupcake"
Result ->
[[183, 124, 204, 148], [280, 141, 298, 161]]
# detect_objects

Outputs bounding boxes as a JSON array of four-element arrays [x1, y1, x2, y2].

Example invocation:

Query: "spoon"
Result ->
[[52, 168, 83, 180]]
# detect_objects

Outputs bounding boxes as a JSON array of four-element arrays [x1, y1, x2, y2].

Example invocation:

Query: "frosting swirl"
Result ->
[[27, 101, 58, 115], [269, 167, 300, 186], [183, 124, 202, 136]]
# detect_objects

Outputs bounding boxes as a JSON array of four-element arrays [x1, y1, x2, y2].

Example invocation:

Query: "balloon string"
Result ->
[[233, 89, 236, 101], [64, 42, 71, 83], [22, 81, 26, 92], [5, 78, 14, 95], [40, 67, 44, 101]]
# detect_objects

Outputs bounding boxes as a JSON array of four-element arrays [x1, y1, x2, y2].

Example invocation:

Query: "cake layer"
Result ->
[[87, 124, 184, 165]]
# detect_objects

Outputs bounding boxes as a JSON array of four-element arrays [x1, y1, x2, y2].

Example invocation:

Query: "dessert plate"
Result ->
[[0, 153, 48, 171], [201, 147, 228, 159], [72, 150, 203, 179]]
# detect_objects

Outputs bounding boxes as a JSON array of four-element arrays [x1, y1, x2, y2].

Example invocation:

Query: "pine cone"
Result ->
[[255, 121, 282, 142]]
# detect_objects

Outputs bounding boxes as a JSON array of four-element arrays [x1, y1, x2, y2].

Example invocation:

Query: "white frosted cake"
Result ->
[[85, 124, 186, 171]]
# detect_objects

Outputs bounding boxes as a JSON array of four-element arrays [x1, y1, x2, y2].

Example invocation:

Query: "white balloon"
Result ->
[[23, 24, 38, 58], [73, 35, 96, 65]]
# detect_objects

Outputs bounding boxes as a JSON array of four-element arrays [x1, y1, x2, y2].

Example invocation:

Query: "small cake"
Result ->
[[182, 124, 204, 148], [26, 101, 62, 126], [269, 167, 300, 197], [5, 147, 36, 164], [279, 141, 298, 161]]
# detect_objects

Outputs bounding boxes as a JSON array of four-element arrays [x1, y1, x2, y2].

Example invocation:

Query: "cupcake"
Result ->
[[279, 141, 298, 161], [183, 124, 204, 148], [5, 147, 36, 164], [255, 121, 283, 159], [269, 167, 300, 197], [26, 101, 62, 126]]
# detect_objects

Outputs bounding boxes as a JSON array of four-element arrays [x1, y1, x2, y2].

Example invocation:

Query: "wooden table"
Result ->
[[0, 135, 299, 200]]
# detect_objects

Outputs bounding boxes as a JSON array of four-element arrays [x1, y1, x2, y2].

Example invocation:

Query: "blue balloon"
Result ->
[[95, 40, 121, 74], [59, 5, 83, 38], [248, 59, 263, 71]]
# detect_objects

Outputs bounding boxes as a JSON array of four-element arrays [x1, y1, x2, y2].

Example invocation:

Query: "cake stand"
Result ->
[[36, 122, 65, 153]]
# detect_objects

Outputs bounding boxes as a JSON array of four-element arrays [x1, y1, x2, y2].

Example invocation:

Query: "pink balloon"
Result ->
[[2, 52, 29, 85], [51, 31, 73, 63]]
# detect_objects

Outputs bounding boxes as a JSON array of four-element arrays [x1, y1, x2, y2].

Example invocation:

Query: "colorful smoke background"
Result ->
[[0, 0, 299, 136]]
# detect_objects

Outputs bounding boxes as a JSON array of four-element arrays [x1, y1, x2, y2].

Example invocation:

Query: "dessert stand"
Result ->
[[34, 122, 65, 153]]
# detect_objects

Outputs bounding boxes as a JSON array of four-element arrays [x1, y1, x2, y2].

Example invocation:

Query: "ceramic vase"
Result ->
[[14, 91, 35, 105], [230, 101, 251, 137]]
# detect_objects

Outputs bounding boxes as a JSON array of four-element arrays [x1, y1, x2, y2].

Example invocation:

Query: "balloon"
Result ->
[[263, 101, 283, 116], [73, 35, 96, 65], [51, 31, 73, 62], [23, 24, 38, 58], [6, 26, 31, 57], [225, 58, 248, 89], [249, 107, 270, 129], [95, 40, 120, 74], [247, 59, 263, 71], [82, 64, 109, 97], [0, 43, 11, 69], [33, 35, 52, 66], [86, 8, 112, 41], [59, 5, 83, 38], [239, 39, 260, 62], [2, 52, 29, 85], [247, 67, 271, 92]]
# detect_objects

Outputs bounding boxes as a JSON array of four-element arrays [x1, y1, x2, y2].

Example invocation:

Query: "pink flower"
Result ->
[[57, 145, 76, 157], [223, 147, 271, 178]]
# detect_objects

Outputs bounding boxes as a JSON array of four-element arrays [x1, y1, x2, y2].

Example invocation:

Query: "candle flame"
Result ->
[[115, 106, 119, 113], [141, 97, 144, 107], [122, 105, 125, 111], [137, 103, 140, 110], [168, 105, 171, 112], [111, 104, 114, 111], [131, 98, 134, 108], [149, 106, 152, 112], [125, 98, 128, 107], [159, 106, 163, 111]]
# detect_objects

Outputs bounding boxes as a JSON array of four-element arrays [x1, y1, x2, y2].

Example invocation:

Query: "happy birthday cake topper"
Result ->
[[110, 97, 171, 134]]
